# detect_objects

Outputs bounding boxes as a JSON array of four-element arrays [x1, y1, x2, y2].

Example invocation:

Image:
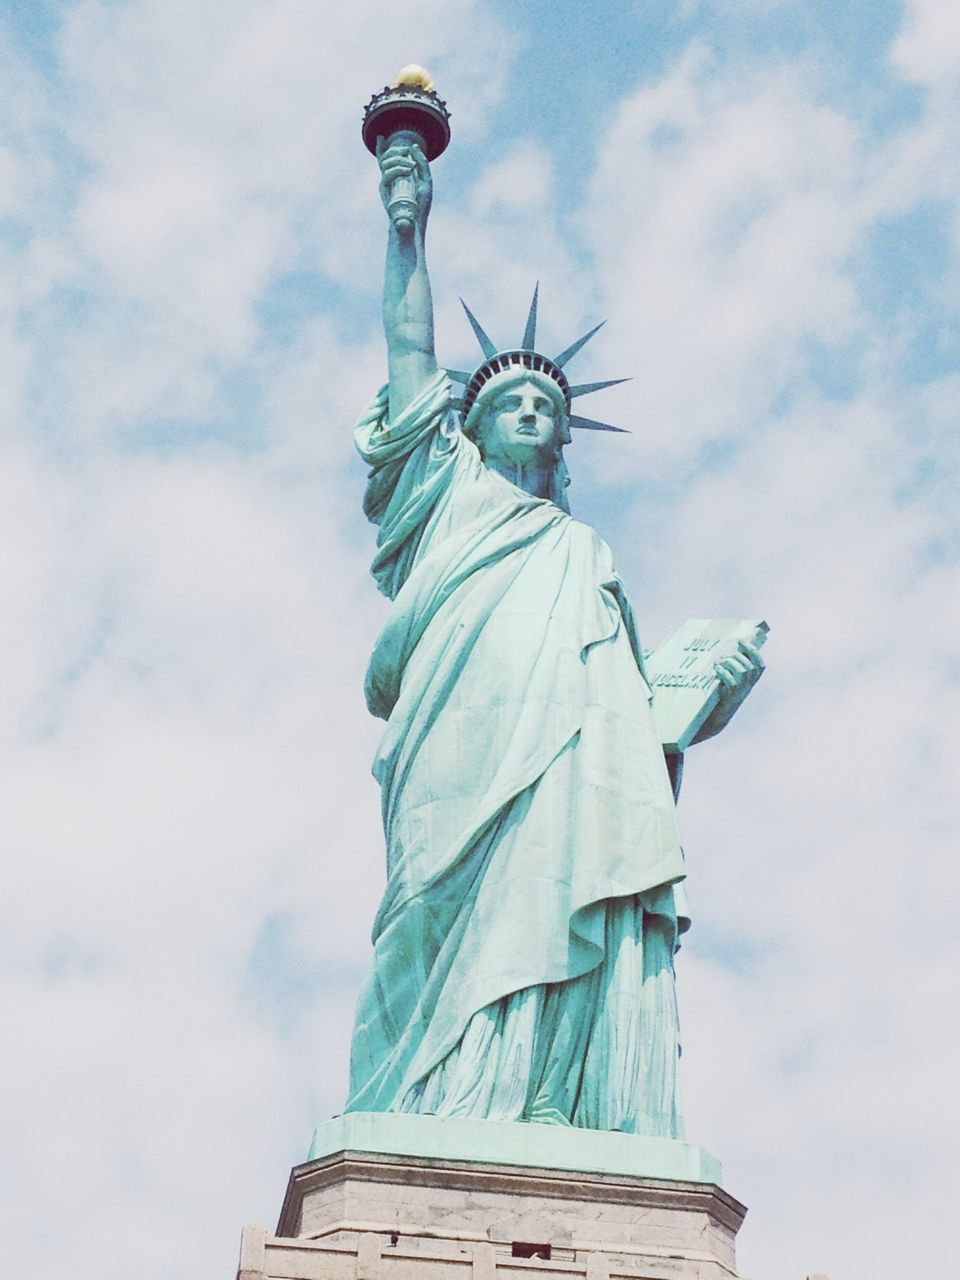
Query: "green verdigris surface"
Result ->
[[343, 138, 763, 1139], [308, 1112, 722, 1184]]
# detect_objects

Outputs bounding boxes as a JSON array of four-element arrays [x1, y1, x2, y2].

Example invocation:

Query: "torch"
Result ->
[[362, 65, 451, 234]]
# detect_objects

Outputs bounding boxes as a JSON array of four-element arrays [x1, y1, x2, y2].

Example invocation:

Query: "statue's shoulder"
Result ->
[[568, 513, 613, 555]]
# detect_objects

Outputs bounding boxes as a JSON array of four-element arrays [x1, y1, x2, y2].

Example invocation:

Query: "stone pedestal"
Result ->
[[236, 1114, 747, 1280]]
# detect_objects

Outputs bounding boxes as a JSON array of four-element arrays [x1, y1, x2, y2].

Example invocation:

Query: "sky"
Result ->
[[1, 2, 958, 1278]]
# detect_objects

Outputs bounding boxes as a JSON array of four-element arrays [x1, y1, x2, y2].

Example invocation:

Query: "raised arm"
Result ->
[[378, 135, 439, 421]]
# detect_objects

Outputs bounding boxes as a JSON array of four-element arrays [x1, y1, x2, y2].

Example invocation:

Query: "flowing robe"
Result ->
[[346, 372, 689, 1136]]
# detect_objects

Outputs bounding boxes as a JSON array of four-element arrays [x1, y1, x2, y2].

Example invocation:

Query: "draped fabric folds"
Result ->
[[345, 372, 689, 1136]]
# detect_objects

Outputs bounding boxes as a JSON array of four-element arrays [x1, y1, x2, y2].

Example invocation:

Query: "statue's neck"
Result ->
[[484, 457, 553, 500]]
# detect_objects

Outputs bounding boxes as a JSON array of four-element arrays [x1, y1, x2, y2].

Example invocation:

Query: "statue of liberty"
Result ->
[[344, 77, 764, 1138]]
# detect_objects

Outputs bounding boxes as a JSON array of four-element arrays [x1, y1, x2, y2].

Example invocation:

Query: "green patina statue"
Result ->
[[344, 117, 764, 1138]]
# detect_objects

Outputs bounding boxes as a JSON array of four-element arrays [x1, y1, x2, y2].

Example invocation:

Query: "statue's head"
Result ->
[[453, 288, 629, 511], [465, 370, 571, 461], [463, 369, 572, 507]]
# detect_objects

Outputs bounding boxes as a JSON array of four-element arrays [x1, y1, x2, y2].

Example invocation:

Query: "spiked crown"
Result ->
[[448, 285, 630, 436]]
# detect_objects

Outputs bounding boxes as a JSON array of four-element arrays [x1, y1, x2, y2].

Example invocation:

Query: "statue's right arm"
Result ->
[[379, 139, 439, 423]]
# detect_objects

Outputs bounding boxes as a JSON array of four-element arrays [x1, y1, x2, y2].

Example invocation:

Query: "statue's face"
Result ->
[[478, 378, 563, 469]]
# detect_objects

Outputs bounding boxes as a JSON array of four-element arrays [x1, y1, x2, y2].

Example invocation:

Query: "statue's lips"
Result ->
[[515, 425, 540, 436]]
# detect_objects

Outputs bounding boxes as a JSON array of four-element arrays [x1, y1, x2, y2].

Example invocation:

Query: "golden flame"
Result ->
[[393, 65, 435, 92]]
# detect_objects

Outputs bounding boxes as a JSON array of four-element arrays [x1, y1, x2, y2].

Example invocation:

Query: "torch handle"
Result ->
[[383, 128, 427, 235]]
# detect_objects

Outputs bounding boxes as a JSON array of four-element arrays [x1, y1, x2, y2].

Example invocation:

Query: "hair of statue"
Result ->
[[460, 349, 573, 423]]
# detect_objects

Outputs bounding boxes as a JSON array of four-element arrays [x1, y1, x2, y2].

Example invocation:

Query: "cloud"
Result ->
[[891, 0, 960, 89], [569, 24, 960, 1280], [0, 1, 517, 1274], [579, 47, 876, 464]]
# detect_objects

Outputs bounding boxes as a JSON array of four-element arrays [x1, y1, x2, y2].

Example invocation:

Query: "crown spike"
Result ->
[[553, 320, 606, 369], [445, 369, 472, 383], [521, 282, 539, 351], [460, 298, 497, 359], [569, 377, 631, 398], [569, 413, 630, 434]]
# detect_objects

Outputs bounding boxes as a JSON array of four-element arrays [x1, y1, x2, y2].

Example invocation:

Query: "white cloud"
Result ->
[[562, 25, 960, 1280], [891, 0, 960, 89], [470, 140, 554, 215], [580, 48, 870, 460], [0, 2, 515, 1274]]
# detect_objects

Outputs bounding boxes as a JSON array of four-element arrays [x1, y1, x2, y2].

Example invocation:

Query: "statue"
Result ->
[[344, 70, 764, 1139]]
